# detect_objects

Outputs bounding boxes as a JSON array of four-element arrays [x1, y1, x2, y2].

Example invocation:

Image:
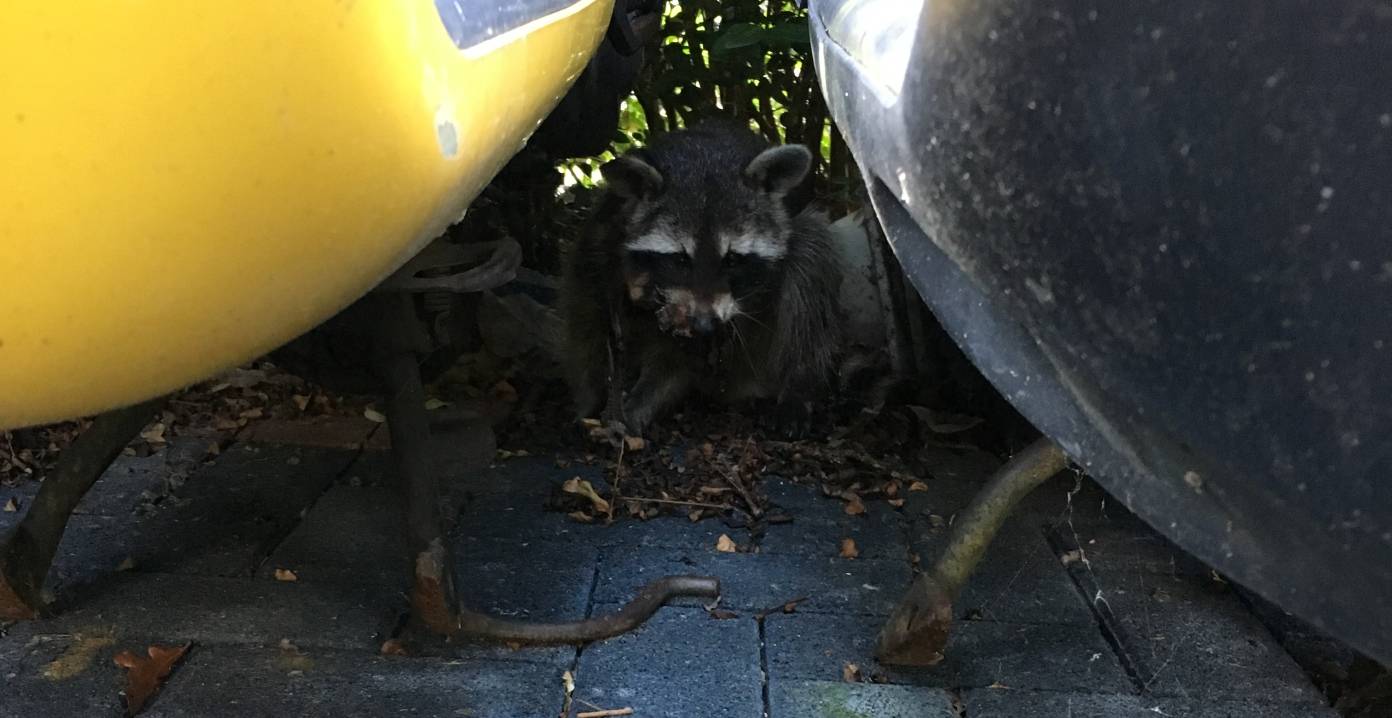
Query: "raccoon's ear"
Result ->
[[743, 144, 813, 196], [601, 154, 664, 200]]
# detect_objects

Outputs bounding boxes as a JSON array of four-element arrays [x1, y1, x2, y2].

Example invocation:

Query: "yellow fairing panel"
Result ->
[[0, 0, 611, 429]]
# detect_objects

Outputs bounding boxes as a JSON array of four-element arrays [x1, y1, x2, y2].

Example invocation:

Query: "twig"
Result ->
[[722, 438, 763, 518], [577, 709, 634, 718], [619, 496, 732, 511], [755, 595, 809, 620]]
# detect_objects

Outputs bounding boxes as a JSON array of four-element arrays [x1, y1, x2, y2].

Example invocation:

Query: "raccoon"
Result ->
[[561, 122, 843, 436]]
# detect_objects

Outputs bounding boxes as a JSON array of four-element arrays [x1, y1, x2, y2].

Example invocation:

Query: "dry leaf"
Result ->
[[561, 477, 610, 513], [2, 497, 17, 512], [380, 639, 408, 656], [138, 423, 166, 445], [715, 534, 739, 553], [623, 435, 646, 451], [238, 408, 263, 420], [567, 511, 594, 523], [273, 568, 298, 582], [843, 494, 867, 516], [291, 394, 311, 412], [363, 406, 387, 423], [707, 608, 739, 620], [114, 643, 191, 716], [423, 397, 450, 411], [908, 480, 929, 492], [842, 662, 863, 683], [928, 514, 946, 528], [839, 538, 860, 559], [1060, 549, 1086, 566], [562, 669, 575, 696]]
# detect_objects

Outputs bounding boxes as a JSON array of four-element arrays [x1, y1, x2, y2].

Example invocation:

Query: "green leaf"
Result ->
[[711, 23, 764, 54]]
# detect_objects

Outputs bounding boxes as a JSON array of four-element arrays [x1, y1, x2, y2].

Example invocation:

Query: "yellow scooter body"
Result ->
[[0, 0, 611, 428]]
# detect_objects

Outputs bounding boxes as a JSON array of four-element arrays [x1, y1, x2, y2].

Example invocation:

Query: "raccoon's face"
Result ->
[[604, 143, 813, 337]]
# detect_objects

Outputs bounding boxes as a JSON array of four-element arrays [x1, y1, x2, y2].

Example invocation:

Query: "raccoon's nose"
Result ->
[[691, 312, 718, 335]]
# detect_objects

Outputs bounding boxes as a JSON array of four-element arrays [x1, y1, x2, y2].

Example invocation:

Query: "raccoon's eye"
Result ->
[[722, 253, 748, 268], [673, 253, 693, 268]]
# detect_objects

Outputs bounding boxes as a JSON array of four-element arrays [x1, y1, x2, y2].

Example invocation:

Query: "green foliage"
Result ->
[[562, 0, 858, 210]]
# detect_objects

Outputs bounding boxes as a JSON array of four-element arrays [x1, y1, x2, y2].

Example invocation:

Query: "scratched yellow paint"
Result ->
[[0, 0, 611, 428]]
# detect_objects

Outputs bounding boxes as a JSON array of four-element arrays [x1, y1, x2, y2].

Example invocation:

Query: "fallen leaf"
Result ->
[[114, 643, 191, 716], [843, 494, 867, 516], [715, 534, 739, 553], [42, 633, 115, 680], [567, 511, 594, 523], [887, 498, 905, 509], [291, 394, 311, 412], [273, 568, 298, 582], [623, 435, 646, 451], [423, 397, 450, 411], [204, 442, 221, 458], [561, 477, 610, 513], [138, 423, 166, 445], [379, 639, 408, 656], [238, 408, 263, 420], [363, 406, 387, 423], [2, 497, 17, 512], [1060, 549, 1086, 567], [839, 538, 860, 559], [908, 480, 929, 492], [707, 608, 739, 620], [842, 662, 863, 683], [928, 514, 946, 529], [562, 669, 575, 697]]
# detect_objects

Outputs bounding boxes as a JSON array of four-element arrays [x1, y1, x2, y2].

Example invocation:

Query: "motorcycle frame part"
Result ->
[[0, 398, 164, 619], [877, 440, 1069, 665]]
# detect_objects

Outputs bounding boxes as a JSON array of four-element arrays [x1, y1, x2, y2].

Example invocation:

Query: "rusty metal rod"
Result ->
[[877, 438, 1068, 665], [454, 575, 721, 645], [0, 397, 163, 619]]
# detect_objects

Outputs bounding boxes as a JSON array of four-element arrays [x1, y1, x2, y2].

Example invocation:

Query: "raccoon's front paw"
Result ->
[[771, 400, 814, 439]]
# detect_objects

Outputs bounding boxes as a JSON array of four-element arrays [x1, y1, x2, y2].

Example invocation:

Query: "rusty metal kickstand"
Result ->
[[877, 439, 1069, 665], [0, 397, 165, 619], [374, 260, 718, 646]]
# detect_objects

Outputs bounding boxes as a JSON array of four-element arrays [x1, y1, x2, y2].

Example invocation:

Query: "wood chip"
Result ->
[[577, 709, 635, 718], [715, 534, 739, 553]]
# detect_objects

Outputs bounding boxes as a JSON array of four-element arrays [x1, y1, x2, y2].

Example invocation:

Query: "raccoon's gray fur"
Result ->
[[560, 122, 843, 435]]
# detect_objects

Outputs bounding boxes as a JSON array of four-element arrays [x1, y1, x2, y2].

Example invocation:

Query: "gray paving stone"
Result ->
[[595, 546, 912, 616], [147, 643, 565, 718], [258, 484, 408, 586], [1080, 567, 1323, 705], [452, 536, 597, 622], [46, 443, 357, 590], [73, 438, 210, 518], [760, 479, 910, 560], [965, 688, 1339, 717], [577, 605, 759, 678], [765, 612, 1131, 693], [27, 572, 398, 651], [768, 680, 956, 718], [569, 605, 762, 718], [0, 630, 136, 717], [567, 668, 763, 718]]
